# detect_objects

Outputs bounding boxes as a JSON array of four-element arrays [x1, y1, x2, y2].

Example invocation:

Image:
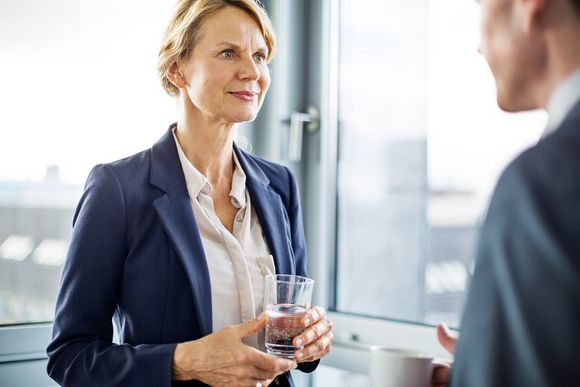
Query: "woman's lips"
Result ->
[[229, 91, 258, 102]]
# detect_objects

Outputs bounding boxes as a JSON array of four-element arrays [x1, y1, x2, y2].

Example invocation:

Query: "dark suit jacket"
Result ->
[[47, 127, 318, 386], [450, 101, 580, 386]]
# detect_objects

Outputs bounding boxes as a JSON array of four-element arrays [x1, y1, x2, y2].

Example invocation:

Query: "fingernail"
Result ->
[[296, 351, 304, 359], [295, 338, 302, 346], [290, 362, 297, 369], [304, 318, 310, 326]]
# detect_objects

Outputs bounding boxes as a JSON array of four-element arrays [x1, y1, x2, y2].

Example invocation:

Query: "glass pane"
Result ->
[[335, 0, 546, 326], [0, 0, 178, 325]]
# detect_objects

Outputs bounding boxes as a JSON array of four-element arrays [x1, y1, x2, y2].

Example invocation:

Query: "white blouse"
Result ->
[[173, 131, 275, 349]]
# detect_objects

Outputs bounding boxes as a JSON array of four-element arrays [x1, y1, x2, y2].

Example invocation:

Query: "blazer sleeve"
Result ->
[[283, 166, 320, 374], [450, 154, 580, 387], [46, 165, 176, 387]]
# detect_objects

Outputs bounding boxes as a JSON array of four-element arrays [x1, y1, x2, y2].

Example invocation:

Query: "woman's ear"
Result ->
[[166, 62, 187, 89]]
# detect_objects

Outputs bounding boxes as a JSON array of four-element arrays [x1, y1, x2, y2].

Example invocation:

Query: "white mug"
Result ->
[[370, 347, 450, 387]]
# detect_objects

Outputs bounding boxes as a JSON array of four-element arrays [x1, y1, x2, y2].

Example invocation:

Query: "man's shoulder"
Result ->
[[509, 120, 579, 181], [482, 132, 578, 226], [534, 100, 580, 165]]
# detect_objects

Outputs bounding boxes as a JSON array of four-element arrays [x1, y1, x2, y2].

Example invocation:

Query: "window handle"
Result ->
[[285, 105, 320, 162]]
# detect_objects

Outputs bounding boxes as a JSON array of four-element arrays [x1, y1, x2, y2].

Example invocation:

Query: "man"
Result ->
[[432, 0, 580, 386]]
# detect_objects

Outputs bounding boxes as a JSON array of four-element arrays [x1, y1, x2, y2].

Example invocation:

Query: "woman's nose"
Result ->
[[238, 55, 261, 80]]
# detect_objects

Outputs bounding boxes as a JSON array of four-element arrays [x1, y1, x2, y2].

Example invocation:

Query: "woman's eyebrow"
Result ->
[[215, 41, 241, 49], [214, 40, 268, 52]]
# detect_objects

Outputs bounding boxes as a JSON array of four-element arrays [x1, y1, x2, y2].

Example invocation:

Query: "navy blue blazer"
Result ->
[[47, 127, 318, 386], [450, 100, 580, 386]]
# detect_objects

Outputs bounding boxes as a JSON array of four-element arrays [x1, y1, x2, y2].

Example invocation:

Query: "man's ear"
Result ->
[[518, 0, 548, 35], [166, 62, 187, 89]]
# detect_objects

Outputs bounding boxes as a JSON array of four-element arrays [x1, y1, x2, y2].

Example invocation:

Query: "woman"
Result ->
[[46, 1, 333, 386]]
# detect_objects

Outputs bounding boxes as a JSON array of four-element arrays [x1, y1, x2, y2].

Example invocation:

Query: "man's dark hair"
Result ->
[[572, 0, 580, 18]]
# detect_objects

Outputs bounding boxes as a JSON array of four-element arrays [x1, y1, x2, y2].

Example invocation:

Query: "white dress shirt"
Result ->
[[544, 70, 580, 138], [173, 131, 275, 349]]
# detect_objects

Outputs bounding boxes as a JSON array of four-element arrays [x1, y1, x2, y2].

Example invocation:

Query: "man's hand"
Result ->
[[437, 323, 457, 354], [431, 323, 457, 387]]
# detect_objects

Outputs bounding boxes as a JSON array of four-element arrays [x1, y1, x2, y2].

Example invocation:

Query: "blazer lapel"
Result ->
[[235, 146, 295, 276], [150, 128, 212, 336]]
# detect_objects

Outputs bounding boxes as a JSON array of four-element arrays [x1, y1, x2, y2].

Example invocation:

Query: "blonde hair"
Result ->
[[158, 0, 276, 97]]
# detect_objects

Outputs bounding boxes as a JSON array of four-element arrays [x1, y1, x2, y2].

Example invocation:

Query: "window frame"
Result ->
[[0, 323, 54, 386]]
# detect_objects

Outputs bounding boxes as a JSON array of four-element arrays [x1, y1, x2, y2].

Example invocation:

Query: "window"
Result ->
[[334, 0, 546, 327], [0, 0, 179, 325], [1, 0, 547, 337]]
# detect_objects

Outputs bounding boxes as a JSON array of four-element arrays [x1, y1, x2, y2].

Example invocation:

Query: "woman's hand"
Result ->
[[291, 306, 333, 363], [172, 314, 296, 386], [431, 323, 457, 387]]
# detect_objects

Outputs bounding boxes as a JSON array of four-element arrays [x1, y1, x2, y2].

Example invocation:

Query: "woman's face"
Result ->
[[178, 6, 271, 125]]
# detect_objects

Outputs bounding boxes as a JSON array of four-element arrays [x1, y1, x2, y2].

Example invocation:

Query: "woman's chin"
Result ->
[[228, 111, 258, 124]]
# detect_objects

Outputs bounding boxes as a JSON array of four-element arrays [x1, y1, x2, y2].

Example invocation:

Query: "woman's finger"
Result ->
[[244, 365, 280, 383], [303, 306, 326, 326], [259, 378, 274, 387], [232, 364, 283, 385], [294, 318, 332, 347], [295, 331, 333, 362], [246, 349, 296, 374], [237, 314, 268, 338], [297, 336, 333, 363]]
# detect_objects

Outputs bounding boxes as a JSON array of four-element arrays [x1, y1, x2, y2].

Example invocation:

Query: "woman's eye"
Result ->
[[255, 53, 267, 63], [220, 49, 235, 59]]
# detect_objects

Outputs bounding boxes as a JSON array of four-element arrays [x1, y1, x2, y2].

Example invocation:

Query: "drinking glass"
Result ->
[[264, 274, 314, 358]]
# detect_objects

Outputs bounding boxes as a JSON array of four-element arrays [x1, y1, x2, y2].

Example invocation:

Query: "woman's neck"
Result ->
[[175, 114, 236, 184]]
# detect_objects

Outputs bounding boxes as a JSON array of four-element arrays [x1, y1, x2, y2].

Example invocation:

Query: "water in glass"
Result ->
[[265, 303, 307, 358]]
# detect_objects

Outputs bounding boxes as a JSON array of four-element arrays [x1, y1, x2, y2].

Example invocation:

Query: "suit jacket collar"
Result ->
[[150, 124, 185, 192], [150, 125, 213, 336], [148, 126, 294, 336], [234, 145, 295, 276]]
